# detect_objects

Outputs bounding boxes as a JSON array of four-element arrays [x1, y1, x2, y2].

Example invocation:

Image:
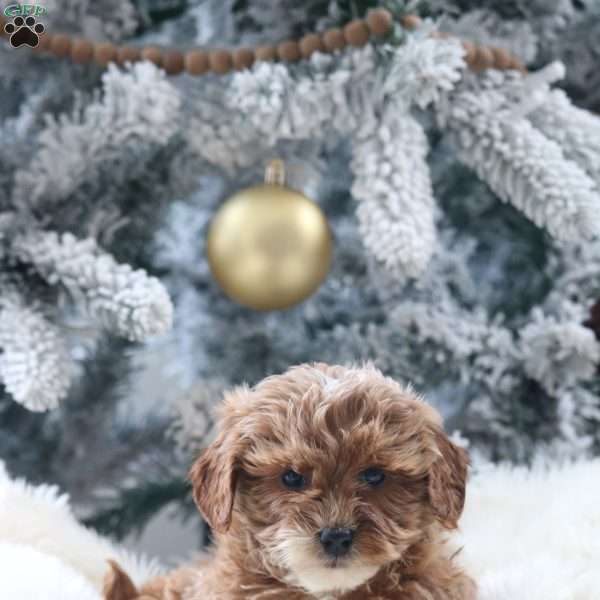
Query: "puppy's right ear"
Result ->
[[103, 560, 138, 600], [189, 433, 238, 534]]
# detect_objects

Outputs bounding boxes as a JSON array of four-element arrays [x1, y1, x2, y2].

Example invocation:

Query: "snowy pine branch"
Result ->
[[440, 9, 538, 65], [12, 231, 173, 342], [381, 31, 466, 110], [169, 379, 227, 453], [226, 34, 466, 139], [0, 291, 71, 412], [12, 62, 181, 211], [530, 88, 600, 188], [554, 386, 596, 456], [352, 111, 436, 279], [226, 47, 377, 142], [42, 0, 138, 41], [436, 70, 600, 242], [520, 309, 600, 394]]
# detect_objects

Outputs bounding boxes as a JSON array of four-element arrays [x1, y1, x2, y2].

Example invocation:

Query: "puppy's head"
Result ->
[[190, 363, 468, 595]]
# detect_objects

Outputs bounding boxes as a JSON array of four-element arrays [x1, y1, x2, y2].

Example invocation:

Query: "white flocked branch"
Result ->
[[529, 87, 600, 188], [434, 65, 600, 242], [352, 110, 437, 279], [520, 308, 600, 394], [12, 231, 173, 342], [0, 290, 72, 412], [12, 61, 181, 210]]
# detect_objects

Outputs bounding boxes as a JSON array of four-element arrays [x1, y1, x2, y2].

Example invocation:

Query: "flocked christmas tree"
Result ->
[[1, 0, 600, 546]]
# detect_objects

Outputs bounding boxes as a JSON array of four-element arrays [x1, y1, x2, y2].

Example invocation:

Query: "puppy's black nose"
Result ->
[[319, 527, 354, 558]]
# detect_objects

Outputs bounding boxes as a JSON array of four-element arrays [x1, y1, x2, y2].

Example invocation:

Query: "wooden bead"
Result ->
[[471, 46, 495, 71], [117, 46, 141, 65], [400, 14, 421, 30], [33, 33, 51, 53], [507, 56, 527, 73], [163, 50, 185, 74], [299, 33, 324, 58], [322, 28, 346, 52], [209, 49, 232, 74], [430, 30, 450, 39], [71, 38, 94, 63], [49, 34, 72, 57], [478, 46, 496, 70], [141, 46, 163, 67], [254, 45, 277, 61], [185, 49, 208, 75], [94, 42, 117, 67], [366, 9, 393, 36], [232, 47, 255, 70], [490, 46, 512, 70], [277, 40, 301, 62], [343, 19, 370, 47], [461, 40, 476, 65]]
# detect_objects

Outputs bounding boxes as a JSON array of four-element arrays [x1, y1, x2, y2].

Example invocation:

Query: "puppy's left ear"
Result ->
[[189, 432, 238, 534], [427, 428, 469, 529]]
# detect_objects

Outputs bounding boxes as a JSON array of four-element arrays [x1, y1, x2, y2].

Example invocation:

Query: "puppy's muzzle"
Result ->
[[319, 527, 355, 558]]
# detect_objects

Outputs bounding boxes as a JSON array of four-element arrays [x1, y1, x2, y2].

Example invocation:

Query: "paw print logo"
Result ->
[[4, 15, 45, 48]]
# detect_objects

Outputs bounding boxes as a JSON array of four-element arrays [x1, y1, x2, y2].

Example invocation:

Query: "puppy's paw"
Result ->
[[103, 560, 139, 600]]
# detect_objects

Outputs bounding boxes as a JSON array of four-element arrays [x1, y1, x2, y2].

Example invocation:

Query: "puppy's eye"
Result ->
[[281, 469, 306, 490], [360, 467, 385, 487]]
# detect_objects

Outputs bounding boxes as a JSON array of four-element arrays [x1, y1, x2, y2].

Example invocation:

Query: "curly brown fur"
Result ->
[[105, 363, 477, 600]]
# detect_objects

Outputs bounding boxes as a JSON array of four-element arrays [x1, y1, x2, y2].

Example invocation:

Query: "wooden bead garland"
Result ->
[[277, 40, 301, 62], [343, 20, 370, 47], [33, 34, 51, 53], [163, 50, 185, 75], [71, 38, 94, 64], [299, 33, 324, 58], [185, 49, 209, 75], [117, 46, 141, 65], [491, 46, 512, 70], [254, 45, 277, 61], [94, 42, 117, 67], [368, 9, 395, 35], [141, 46, 162, 67], [508, 56, 526, 73], [471, 46, 495, 71], [209, 49, 232, 74], [399, 14, 421, 30], [461, 41, 476, 64], [50, 34, 71, 57], [2, 9, 528, 77], [322, 28, 346, 52], [233, 47, 255, 70]]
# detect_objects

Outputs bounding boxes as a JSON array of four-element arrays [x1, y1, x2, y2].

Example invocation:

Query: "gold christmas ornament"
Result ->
[[206, 160, 333, 311]]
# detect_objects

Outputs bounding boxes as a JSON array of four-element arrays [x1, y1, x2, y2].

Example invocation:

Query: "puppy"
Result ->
[[105, 363, 476, 600]]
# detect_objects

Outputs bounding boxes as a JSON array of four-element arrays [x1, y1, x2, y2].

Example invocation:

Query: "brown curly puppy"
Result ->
[[105, 363, 477, 600]]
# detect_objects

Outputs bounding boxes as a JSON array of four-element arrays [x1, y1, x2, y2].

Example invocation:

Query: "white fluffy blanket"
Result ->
[[452, 459, 600, 600], [1, 459, 599, 600], [0, 462, 159, 600]]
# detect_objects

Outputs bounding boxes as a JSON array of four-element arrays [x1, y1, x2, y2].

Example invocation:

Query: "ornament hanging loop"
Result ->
[[265, 159, 286, 186]]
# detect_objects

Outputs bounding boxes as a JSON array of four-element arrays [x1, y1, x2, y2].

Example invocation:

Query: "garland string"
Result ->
[[0, 9, 526, 76]]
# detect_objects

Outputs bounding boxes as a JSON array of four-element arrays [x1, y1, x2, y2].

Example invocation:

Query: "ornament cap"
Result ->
[[265, 159, 286, 186]]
